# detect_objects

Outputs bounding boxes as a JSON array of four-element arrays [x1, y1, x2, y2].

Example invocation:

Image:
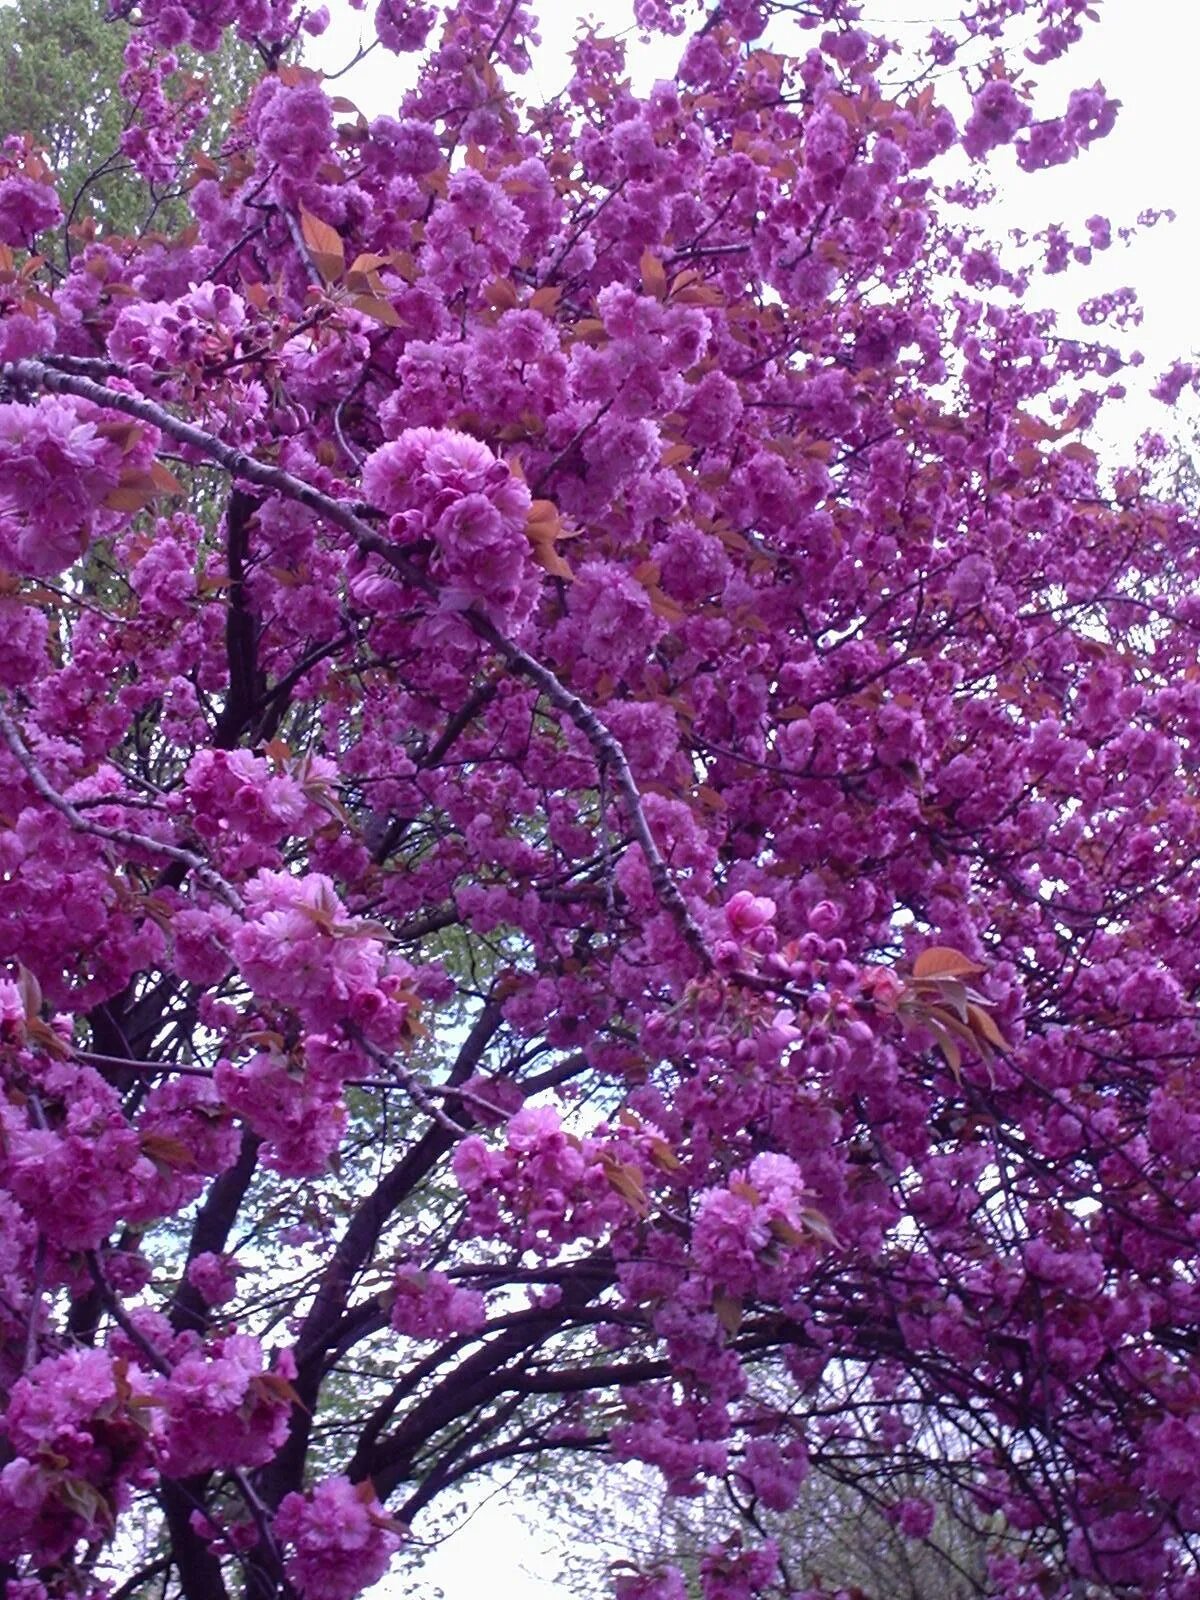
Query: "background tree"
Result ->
[[0, 0, 266, 237], [520, 1367, 1006, 1598], [1, 4, 1199, 1600]]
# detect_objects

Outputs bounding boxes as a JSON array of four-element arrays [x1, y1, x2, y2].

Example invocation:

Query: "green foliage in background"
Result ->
[[0, 0, 263, 236]]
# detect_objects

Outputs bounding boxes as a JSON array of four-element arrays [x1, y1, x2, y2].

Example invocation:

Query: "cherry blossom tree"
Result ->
[[1, 2, 1199, 1598]]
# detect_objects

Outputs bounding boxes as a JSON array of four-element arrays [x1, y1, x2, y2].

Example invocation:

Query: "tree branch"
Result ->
[[0, 695, 242, 910], [3, 357, 712, 968]]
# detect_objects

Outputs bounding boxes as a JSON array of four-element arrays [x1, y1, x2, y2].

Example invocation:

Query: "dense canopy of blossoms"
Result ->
[[0, 1, 1198, 1597]]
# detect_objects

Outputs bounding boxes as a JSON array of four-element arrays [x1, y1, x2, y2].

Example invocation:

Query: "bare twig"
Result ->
[[88, 1248, 291, 1588], [86, 1251, 173, 1375], [282, 207, 325, 291], [360, 1039, 469, 1135], [468, 614, 713, 964]]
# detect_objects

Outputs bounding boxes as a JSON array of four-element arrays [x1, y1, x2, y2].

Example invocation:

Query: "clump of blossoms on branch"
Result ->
[[0, 1, 1197, 1598], [359, 426, 538, 626]]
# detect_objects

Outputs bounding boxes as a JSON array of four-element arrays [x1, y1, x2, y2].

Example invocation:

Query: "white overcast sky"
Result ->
[[307, 4, 1196, 1595]]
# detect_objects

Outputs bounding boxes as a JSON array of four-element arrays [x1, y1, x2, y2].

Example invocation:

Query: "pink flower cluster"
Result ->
[[215, 1045, 349, 1176], [118, 36, 210, 186], [3, 1062, 158, 1250], [186, 1250, 242, 1306], [699, 1539, 780, 1600], [582, 284, 709, 421], [0, 1348, 152, 1566], [612, 1384, 731, 1497], [0, 174, 62, 246], [735, 1437, 810, 1514], [135, 1074, 242, 1218], [0, 398, 147, 576], [389, 1268, 486, 1340], [1017, 83, 1120, 171], [692, 1154, 812, 1298], [615, 1569, 688, 1600], [275, 1475, 404, 1600], [374, 0, 436, 52], [230, 870, 407, 1034], [151, 1334, 295, 1478], [550, 560, 665, 686], [453, 1105, 638, 1254], [184, 748, 340, 857], [127, 521, 199, 617], [135, 0, 300, 51], [361, 427, 538, 626], [108, 282, 248, 384], [423, 168, 528, 293], [962, 79, 1030, 159], [722, 892, 777, 958], [256, 78, 335, 183]]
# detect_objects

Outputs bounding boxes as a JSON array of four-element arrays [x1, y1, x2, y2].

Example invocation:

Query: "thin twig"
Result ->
[[86, 1251, 172, 1375], [361, 1039, 469, 1135], [77, 1050, 213, 1078], [468, 615, 713, 964], [0, 695, 242, 911], [24, 1234, 46, 1373], [282, 207, 325, 291], [88, 1249, 292, 1583]]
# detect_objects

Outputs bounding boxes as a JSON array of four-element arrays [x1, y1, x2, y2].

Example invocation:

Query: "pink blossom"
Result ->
[[736, 1438, 808, 1513], [963, 79, 1030, 159], [0, 398, 126, 575], [215, 1050, 347, 1176], [186, 1251, 242, 1305], [895, 1496, 936, 1539], [6, 1349, 119, 1456], [0, 308, 55, 364], [154, 1335, 294, 1478], [452, 1134, 505, 1191], [693, 1188, 766, 1294], [375, 0, 435, 51], [275, 1475, 403, 1600], [725, 892, 776, 940], [699, 1540, 779, 1600], [0, 1348, 152, 1564], [257, 80, 334, 178], [7, 1083, 154, 1250], [231, 870, 386, 1023], [390, 1268, 486, 1339], [1152, 360, 1198, 405], [0, 176, 62, 245], [615, 1569, 688, 1600], [362, 427, 536, 623], [185, 749, 337, 850], [553, 559, 664, 679]]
